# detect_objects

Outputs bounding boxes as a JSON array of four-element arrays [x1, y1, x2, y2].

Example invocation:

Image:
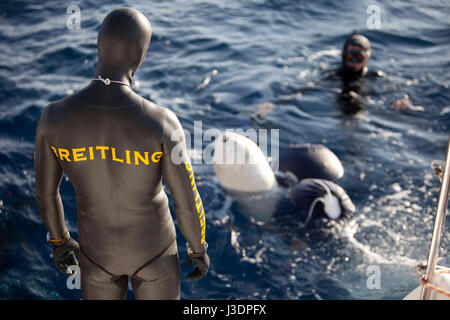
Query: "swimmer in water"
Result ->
[[34, 8, 209, 300], [327, 32, 383, 114]]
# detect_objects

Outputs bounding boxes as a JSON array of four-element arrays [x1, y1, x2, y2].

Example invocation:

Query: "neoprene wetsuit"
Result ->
[[34, 81, 206, 299]]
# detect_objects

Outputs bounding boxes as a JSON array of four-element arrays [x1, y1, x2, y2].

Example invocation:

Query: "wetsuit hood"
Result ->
[[97, 8, 152, 73], [342, 33, 371, 75]]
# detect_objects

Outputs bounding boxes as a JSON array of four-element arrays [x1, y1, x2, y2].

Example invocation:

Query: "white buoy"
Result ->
[[213, 131, 277, 194], [213, 131, 280, 221]]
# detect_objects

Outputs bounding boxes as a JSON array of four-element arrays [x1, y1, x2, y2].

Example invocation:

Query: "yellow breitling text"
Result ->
[[49, 145, 163, 166], [185, 161, 206, 244]]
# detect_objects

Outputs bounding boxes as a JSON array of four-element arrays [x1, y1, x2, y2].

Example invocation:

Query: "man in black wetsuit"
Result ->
[[34, 8, 209, 300], [328, 32, 383, 114]]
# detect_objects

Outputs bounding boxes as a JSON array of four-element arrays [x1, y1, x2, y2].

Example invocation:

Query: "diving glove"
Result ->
[[53, 237, 80, 275], [186, 242, 210, 281]]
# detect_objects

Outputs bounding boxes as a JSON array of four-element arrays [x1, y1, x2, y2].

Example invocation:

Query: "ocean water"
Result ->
[[0, 0, 449, 300]]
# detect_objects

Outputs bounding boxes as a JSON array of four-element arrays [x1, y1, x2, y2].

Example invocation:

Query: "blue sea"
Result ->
[[0, 0, 449, 300]]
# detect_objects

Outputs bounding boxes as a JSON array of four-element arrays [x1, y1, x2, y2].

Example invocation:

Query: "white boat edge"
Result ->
[[403, 270, 450, 300]]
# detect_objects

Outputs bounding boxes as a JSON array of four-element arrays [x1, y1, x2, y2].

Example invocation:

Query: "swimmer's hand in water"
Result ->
[[53, 238, 79, 275], [392, 94, 424, 112], [341, 90, 364, 105], [186, 242, 210, 281]]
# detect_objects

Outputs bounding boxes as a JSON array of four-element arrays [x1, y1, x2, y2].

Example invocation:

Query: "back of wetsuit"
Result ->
[[35, 85, 205, 275], [34, 8, 209, 299], [33, 9, 206, 287]]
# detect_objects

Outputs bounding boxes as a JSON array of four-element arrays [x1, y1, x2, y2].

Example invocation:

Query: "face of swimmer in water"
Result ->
[[341, 33, 371, 76], [343, 44, 367, 73]]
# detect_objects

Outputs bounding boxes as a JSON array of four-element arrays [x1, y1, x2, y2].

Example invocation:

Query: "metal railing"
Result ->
[[420, 136, 450, 300]]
